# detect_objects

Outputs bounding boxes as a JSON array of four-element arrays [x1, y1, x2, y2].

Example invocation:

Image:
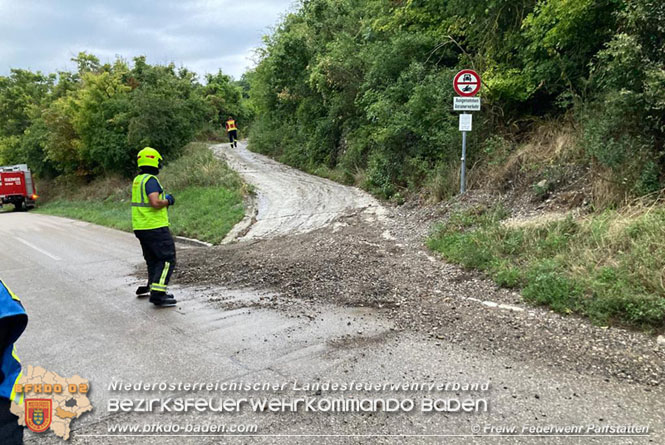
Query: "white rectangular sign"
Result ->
[[459, 114, 472, 132], [454, 97, 481, 111]]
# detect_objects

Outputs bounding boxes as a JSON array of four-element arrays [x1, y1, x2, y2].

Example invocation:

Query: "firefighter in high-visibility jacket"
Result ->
[[131, 147, 178, 307], [225, 116, 238, 148], [0, 279, 28, 444]]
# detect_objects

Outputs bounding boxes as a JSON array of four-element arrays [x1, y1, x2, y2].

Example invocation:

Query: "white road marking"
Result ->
[[14, 236, 62, 261], [498, 303, 525, 312], [454, 296, 526, 313]]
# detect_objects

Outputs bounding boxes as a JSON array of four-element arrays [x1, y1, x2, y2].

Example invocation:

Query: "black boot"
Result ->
[[149, 292, 177, 307], [136, 285, 150, 297]]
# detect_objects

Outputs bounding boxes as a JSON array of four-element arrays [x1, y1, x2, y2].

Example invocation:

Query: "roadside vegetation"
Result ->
[[0, 54, 251, 243], [35, 143, 246, 244], [428, 203, 665, 331], [247, 0, 664, 204], [0, 52, 250, 179]]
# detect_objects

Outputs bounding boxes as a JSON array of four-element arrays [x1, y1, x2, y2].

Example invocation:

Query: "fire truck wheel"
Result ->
[[12, 200, 25, 212]]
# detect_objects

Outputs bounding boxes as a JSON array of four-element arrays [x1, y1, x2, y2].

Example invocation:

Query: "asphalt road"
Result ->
[[1, 155, 663, 443]]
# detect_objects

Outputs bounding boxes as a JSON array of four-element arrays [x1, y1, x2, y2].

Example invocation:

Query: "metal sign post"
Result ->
[[453, 70, 481, 195], [458, 114, 473, 194], [461, 130, 467, 194]]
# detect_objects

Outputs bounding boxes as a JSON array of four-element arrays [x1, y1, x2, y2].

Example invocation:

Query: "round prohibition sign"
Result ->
[[454, 69, 481, 97]]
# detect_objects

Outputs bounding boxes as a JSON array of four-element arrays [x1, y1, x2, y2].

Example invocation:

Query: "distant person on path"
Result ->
[[131, 147, 178, 308], [0, 279, 28, 444], [225, 116, 238, 148]]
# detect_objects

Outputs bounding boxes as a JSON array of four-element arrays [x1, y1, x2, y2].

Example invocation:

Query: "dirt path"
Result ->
[[213, 142, 385, 241]]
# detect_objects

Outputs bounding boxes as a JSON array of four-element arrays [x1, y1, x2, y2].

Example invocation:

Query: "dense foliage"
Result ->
[[0, 53, 249, 178], [248, 0, 665, 199]]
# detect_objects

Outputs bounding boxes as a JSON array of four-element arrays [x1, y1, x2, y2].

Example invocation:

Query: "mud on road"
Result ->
[[178, 213, 664, 388], [213, 143, 384, 242], [177, 143, 664, 390]]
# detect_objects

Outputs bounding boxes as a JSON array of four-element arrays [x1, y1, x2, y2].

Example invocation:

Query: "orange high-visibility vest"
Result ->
[[226, 119, 237, 132]]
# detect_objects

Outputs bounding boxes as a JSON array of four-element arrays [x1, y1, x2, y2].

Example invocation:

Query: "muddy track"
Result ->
[[212, 142, 385, 241]]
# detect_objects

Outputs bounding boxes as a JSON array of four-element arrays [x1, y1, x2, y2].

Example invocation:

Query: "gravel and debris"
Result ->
[[176, 192, 664, 388]]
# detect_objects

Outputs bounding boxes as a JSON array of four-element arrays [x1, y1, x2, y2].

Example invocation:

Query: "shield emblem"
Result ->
[[33, 409, 44, 425], [25, 399, 52, 433]]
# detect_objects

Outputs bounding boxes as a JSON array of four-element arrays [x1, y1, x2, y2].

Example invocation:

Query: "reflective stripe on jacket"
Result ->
[[131, 174, 169, 230], [0, 279, 28, 404]]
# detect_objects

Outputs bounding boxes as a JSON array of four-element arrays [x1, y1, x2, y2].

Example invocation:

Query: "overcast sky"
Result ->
[[0, 0, 296, 80]]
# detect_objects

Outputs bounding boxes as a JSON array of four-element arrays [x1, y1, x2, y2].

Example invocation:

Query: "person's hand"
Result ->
[[165, 194, 175, 206]]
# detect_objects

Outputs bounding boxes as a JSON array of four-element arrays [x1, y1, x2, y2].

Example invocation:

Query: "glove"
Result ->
[[165, 194, 175, 206]]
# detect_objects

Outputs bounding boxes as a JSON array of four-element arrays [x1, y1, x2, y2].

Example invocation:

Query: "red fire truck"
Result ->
[[0, 164, 38, 211]]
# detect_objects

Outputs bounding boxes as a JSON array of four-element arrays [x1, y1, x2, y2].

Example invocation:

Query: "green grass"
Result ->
[[427, 204, 665, 332], [35, 142, 246, 244], [168, 186, 243, 244], [35, 199, 132, 231]]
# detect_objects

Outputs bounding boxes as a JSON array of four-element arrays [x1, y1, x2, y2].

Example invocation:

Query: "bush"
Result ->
[[0, 54, 248, 180], [365, 151, 401, 199], [160, 143, 243, 191], [522, 260, 581, 314], [582, 1, 665, 195]]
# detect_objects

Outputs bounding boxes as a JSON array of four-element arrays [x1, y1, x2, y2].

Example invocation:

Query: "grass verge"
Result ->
[[35, 142, 246, 244], [427, 203, 665, 332]]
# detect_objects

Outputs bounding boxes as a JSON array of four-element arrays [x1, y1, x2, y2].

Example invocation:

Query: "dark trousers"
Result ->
[[228, 130, 238, 146], [134, 227, 176, 295], [0, 398, 22, 445]]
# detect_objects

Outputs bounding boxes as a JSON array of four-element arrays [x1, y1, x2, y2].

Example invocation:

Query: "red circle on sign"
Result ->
[[454, 70, 481, 97]]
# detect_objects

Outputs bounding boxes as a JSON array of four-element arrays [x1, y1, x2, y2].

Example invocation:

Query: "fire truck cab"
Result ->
[[0, 164, 38, 211]]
